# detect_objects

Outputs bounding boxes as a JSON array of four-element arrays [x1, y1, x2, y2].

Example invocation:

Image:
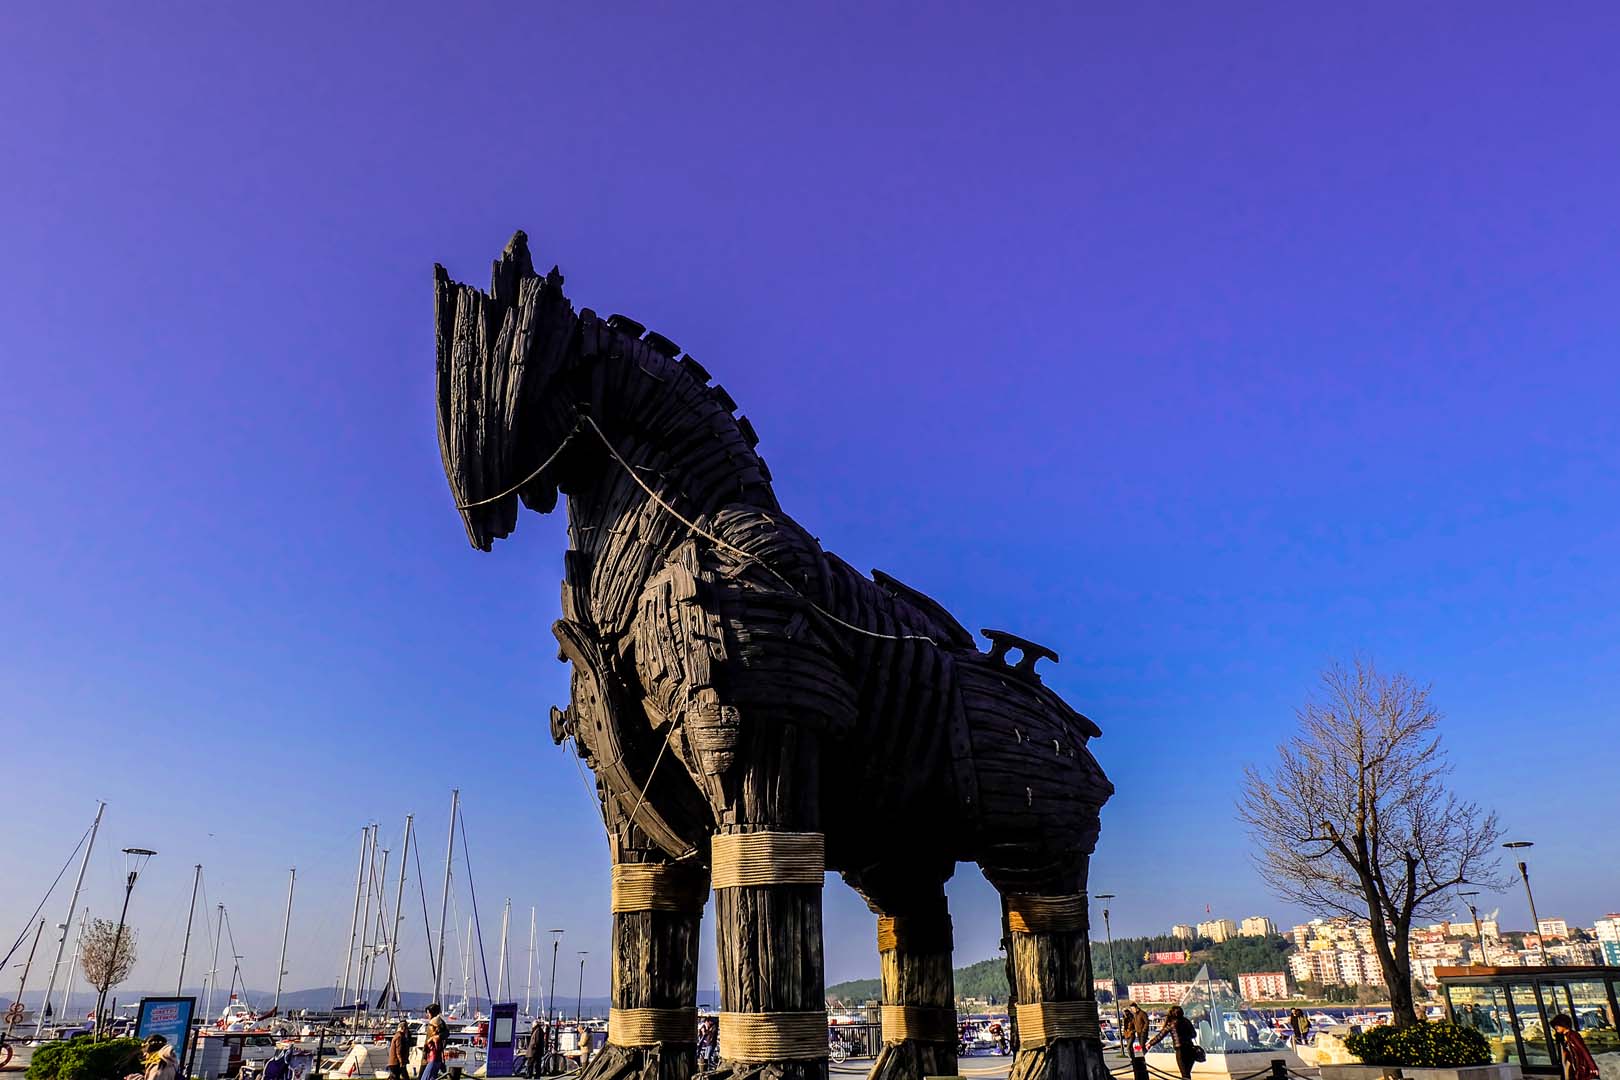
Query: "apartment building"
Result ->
[[1238, 971, 1292, 1000]]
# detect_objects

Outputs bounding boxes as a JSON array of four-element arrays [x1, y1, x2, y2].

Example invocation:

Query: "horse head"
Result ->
[[434, 230, 580, 551]]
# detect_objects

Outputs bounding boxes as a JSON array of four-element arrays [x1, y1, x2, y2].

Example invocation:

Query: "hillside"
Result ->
[[827, 934, 1292, 1005]]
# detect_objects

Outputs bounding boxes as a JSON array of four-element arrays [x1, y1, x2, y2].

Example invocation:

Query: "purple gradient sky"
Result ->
[[3, 4, 1618, 1001]]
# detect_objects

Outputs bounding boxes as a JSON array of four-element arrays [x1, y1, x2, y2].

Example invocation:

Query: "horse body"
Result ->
[[437, 232, 1112, 1080]]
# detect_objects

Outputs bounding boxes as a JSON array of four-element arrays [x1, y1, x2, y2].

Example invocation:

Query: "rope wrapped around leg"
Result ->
[[875, 912, 954, 955], [608, 1007, 698, 1046], [710, 831, 825, 888], [879, 1004, 957, 1044], [1014, 1000, 1101, 1045], [1005, 894, 1088, 934], [719, 1012, 829, 1061], [610, 863, 708, 913]]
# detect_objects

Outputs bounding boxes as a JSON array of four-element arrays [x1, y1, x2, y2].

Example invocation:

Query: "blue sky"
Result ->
[[3, 4, 1618, 1003]]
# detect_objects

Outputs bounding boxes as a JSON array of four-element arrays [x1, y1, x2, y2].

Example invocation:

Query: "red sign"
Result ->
[[1145, 951, 1189, 964]]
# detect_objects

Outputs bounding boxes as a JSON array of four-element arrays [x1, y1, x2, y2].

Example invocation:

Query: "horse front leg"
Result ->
[[584, 828, 709, 1080], [710, 723, 828, 1080]]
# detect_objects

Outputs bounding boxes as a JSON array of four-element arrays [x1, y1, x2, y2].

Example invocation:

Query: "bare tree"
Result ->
[[1238, 659, 1503, 1026], [80, 918, 138, 1037]]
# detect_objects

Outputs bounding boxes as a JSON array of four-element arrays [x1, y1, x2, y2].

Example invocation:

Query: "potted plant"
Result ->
[[1319, 1022, 1518, 1080]]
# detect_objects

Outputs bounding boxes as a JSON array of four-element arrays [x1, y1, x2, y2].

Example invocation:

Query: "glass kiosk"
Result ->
[[1438, 965, 1620, 1075]]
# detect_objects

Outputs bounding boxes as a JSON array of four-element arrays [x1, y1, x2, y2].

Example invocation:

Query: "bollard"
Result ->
[[1271, 1059, 1288, 1080], [1132, 1055, 1150, 1080]]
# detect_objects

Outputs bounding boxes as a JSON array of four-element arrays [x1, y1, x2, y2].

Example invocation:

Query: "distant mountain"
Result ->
[[827, 958, 1011, 1005]]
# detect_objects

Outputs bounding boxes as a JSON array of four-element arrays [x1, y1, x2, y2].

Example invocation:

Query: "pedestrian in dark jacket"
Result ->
[[1124, 1003, 1152, 1056], [1145, 1005, 1200, 1080], [1288, 1009, 1310, 1047], [389, 1021, 412, 1080], [524, 1018, 546, 1078]]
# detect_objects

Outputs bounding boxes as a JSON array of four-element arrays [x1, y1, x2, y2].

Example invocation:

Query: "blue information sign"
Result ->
[[135, 997, 195, 1061], [487, 1002, 519, 1077]]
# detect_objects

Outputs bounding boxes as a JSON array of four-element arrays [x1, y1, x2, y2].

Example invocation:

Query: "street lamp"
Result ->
[[575, 952, 588, 1022], [1094, 894, 1123, 1042], [101, 848, 156, 1037], [546, 929, 564, 1054], [1457, 891, 1485, 964], [1502, 842, 1547, 965]]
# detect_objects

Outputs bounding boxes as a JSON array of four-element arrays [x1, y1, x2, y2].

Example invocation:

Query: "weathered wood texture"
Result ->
[[866, 889, 957, 1080], [1003, 890, 1109, 1080], [710, 731, 826, 1080], [435, 232, 1115, 1080], [590, 832, 706, 1080]]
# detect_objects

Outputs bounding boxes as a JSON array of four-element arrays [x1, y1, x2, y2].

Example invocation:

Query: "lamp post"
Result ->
[[1457, 891, 1485, 964], [1094, 893, 1123, 1042], [1502, 842, 1548, 964], [575, 953, 587, 1022], [100, 848, 155, 1037], [546, 930, 564, 1055]]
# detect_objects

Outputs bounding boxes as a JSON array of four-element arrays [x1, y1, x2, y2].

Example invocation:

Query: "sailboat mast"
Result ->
[[339, 825, 371, 1013], [433, 790, 459, 1004], [357, 830, 380, 1019], [388, 814, 413, 1016], [204, 903, 224, 1022], [273, 868, 295, 1014], [8, 920, 45, 1039], [61, 908, 87, 1021], [496, 900, 511, 1003], [525, 908, 535, 1016], [176, 864, 202, 997], [462, 917, 473, 1013], [366, 846, 390, 1018], [37, 801, 104, 1036]]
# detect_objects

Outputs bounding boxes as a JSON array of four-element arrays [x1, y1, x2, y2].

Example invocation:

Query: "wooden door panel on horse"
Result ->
[[434, 232, 1114, 1080]]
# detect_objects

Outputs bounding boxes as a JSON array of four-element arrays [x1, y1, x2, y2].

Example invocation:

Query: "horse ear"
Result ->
[[491, 229, 537, 304]]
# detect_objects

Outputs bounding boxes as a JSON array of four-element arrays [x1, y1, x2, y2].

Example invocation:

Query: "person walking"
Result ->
[[1145, 1005, 1201, 1080], [1124, 1002, 1152, 1057], [523, 1017, 545, 1078], [1551, 1015, 1598, 1080], [141, 1035, 180, 1080], [1288, 1009, 1310, 1048], [388, 1021, 412, 1080], [420, 1004, 450, 1080]]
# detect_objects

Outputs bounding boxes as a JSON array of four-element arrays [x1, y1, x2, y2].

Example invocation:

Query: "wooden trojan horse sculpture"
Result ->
[[435, 232, 1114, 1080]]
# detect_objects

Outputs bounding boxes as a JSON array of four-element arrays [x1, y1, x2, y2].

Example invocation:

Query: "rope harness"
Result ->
[[607, 1007, 698, 1047], [879, 1004, 957, 1044], [1005, 893, 1088, 934], [1015, 1000, 1102, 1045], [876, 912, 954, 955], [711, 830, 828, 1060], [609, 862, 707, 914], [718, 1011, 829, 1062], [709, 831, 825, 890]]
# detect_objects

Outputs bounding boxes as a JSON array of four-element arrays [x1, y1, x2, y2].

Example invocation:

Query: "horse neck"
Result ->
[[560, 341, 778, 600]]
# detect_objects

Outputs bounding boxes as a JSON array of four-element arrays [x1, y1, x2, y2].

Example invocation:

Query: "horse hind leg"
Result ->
[[980, 859, 1110, 1080], [843, 865, 958, 1080]]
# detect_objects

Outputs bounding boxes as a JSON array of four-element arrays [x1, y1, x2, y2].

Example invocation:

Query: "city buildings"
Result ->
[[1596, 915, 1620, 965], [1156, 910, 1620, 999], [1238, 971, 1292, 1000]]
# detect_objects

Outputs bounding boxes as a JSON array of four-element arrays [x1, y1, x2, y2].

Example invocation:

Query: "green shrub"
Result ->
[[1346, 1022, 1490, 1068], [26, 1037, 142, 1080]]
